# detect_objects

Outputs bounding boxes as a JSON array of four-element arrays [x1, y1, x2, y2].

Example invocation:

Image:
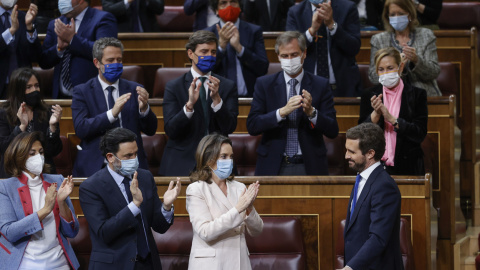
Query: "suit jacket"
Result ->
[[0, 10, 42, 97], [246, 71, 339, 175], [243, 0, 295, 31], [344, 165, 403, 270], [368, 28, 441, 96], [358, 82, 428, 175], [0, 108, 62, 178], [183, 0, 209, 31], [79, 167, 172, 270], [286, 0, 362, 97], [186, 180, 263, 270], [39, 7, 118, 98], [418, 0, 443, 26], [205, 20, 269, 97], [102, 0, 164, 32], [159, 71, 238, 176], [0, 173, 80, 270], [71, 77, 157, 177]]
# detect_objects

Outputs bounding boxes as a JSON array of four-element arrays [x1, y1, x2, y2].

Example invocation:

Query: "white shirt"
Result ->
[[357, 0, 367, 19], [183, 67, 223, 119], [206, 6, 219, 27], [353, 161, 382, 204]]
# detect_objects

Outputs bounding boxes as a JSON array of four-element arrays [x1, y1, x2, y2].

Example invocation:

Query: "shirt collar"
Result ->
[[283, 69, 304, 86], [190, 66, 211, 79], [359, 161, 381, 181], [0, 6, 10, 16], [311, 3, 318, 12], [75, 6, 88, 23], [97, 75, 120, 91], [107, 164, 127, 186]]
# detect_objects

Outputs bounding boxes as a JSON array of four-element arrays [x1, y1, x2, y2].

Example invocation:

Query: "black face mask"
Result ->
[[25, 91, 41, 108]]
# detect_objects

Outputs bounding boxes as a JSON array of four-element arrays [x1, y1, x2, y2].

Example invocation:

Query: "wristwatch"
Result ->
[[26, 24, 36, 33], [328, 22, 337, 31], [308, 107, 317, 119]]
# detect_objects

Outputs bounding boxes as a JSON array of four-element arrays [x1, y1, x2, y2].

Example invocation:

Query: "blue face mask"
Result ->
[[389, 15, 409, 32], [114, 155, 139, 177], [58, 0, 76, 15], [102, 63, 123, 83], [212, 159, 233, 180], [195, 54, 216, 74], [309, 0, 325, 5]]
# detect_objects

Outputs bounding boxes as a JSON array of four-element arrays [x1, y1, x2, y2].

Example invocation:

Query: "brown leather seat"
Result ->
[[142, 134, 168, 176], [122, 65, 145, 87], [358, 64, 375, 91], [33, 67, 54, 98], [436, 62, 458, 97], [153, 217, 193, 270], [152, 67, 190, 98], [53, 136, 75, 177], [267, 62, 282, 75], [156, 6, 195, 32], [229, 134, 261, 176], [335, 218, 414, 270], [68, 216, 92, 269]]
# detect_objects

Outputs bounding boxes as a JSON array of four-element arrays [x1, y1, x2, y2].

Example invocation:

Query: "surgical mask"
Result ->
[[1, 0, 17, 9], [218, 5, 241, 22], [25, 91, 41, 108], [308, 0, 325, 5], [212, 159, 233, 180], [102, 63, 123, 83], [25, 154, 45, 176], [280, 55, 303, 76], [389, 15, 409, 32], [378, 71, 400, 88], [113, 155, 139, 177], [58, 0, 75, 15], [195, 54, 216, 74]]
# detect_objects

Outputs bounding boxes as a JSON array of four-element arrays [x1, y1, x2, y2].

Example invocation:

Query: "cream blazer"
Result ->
[[186, 180, 264, 270]]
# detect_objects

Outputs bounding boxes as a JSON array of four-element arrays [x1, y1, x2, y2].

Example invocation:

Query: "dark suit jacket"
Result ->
[[243, 0, 295, 31], [39, 7, 118, 98], [0, 11, 41, 97], [286, 0, 362, 97], [79, 167, 172, 270], [159, 71, 238, 176], [350, 0, 384, 30], [358, 82, 428, 175], [246, 71, 339, 175], [71, 77, 157, 177], [102, 0, 164, 32], [0, 108, 62, 178], [344, 164, 403, 270], [205, 20, 269, 97], [183, 0, 208, 31]]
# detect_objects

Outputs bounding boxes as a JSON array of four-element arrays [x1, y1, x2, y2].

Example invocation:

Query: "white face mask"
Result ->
[[25, 154, 45, 176], [280, 55, 303, 76], [1, 0, 17, 9], [378, 71, 400, 88]]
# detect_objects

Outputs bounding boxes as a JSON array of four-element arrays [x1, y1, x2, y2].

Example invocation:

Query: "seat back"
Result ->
[[157, 6, 195, 32], [229, 134, 261, 176], [436, 62, 459, 97], [33, 67, 54, 98], [122, 65, 145, 87], [68, 216, 92, 269], [267, 62, 282, 75], [53, 136, 75, 177], [438, 2, 480, 30], [142, 134, 168, 176], [325, 134, 354, 176], [153, 67, 190, 98], [358, 64, 375, 91], [154, 217, 193, 270]]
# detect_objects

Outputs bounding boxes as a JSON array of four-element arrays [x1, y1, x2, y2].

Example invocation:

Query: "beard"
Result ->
[[347, 157, 367, 173]]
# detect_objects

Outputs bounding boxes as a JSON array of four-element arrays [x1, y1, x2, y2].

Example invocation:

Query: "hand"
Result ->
[[136, 86, 149, 113], [246, 181, 260, 213], [370, 94, 383, 115], [229, 26, 242, 53], [216, 23, 235, 50], [186, 77, 201, 110], [318, 1, 334, 28], [235, 183, 258, 213], [112, 93, 131, 118], [17, 102, 30, 131], [207, 75, 221, 106], [25, 3, 38, 29], [402, 45, 418, 64], [301, 89, 314, 116], [55, 18, 75, 43], [57, 36, 69, 51], [49, 104, 62, 132], [163, 177, 181, 211], [37, 183, 57, 221], [130, 171, 143, 207], [57, 176, 73, 202], [9, 5, 19, 36], [279, 95, 302, 118]]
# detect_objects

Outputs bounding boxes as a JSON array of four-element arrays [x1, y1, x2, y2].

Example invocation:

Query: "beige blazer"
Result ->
[[186, 180, 263, 270]]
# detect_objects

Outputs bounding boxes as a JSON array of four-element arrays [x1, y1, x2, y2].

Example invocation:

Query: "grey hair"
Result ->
[[92, 37, 124, 61], [275, 31, 307, 54]]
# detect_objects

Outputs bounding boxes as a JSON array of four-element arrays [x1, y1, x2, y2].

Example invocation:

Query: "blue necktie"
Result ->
[[285, 79, 299, 157], [198, 77, 210, 135], [350, 174, 362, 220], [122, 177, 149, 259]]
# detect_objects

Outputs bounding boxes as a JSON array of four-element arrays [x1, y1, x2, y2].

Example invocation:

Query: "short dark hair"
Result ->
[[4, 132, 49, 177], [209, 0, 243, 13], [185, 30, 218, 53], [346, 123, 386, 161], [100, 128, 137, 157]]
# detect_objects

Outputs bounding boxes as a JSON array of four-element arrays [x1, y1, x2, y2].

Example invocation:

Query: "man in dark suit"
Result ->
[[247, 31, 338, 176], [243, 0, 294, 31], [79, 127, 181, 270], [39, 0, 117, 98], [350, 0, 384, 30], [102, 0, 164, 32], [159, 30, 238, 176], [286, 0, 362, 97], [72, 37, 157, 177], [205, 0, 269, 97], [342, 123, 403, 270], [183, 0, 218, 31], [0, 3, 41, 97]]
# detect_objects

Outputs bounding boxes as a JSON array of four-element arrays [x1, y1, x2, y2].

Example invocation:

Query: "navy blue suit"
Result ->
[[0, 11, 41, 97], [79, 167, 172, 270], [205, 20, 269, 97], [344, 165, 403, 269], [39, 7, 117, 98], [286, 0, 362, 97], [159, 71, 238, 176], [247, 71, 339, 175], [71, 77, 157, 177], [183, 0, 208, 31]]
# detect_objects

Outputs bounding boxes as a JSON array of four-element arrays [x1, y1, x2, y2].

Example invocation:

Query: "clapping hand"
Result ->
[[186, 77, 201, 111], [163, 177, 182, 211], [49, 104, 62, 132], [57, 176, 73, 202], [236, 181, 260, 213], [130, 171, 143, 207], [17, 102, 30, 131]]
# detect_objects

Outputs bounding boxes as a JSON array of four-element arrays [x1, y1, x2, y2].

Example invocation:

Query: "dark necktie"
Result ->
[[317, 23, 329, 79], [60, 19, 73, 94], [198, 77, 210, 135], [285, 79, 299, 157], [130, 0, 140, 32], [350, 174, 362, 220], [122, 177, 149, 259], [3, 12, 17, 83]]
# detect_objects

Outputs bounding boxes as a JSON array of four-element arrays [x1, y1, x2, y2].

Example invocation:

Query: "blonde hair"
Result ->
[[374, 47, 402, 73], [382, 0, 419, 33]]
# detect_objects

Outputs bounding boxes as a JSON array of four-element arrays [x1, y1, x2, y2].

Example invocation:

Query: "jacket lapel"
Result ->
[[209, 181, 233, 211], [16, 174, 33, 217], [302, 2, 313, 30], [100, 167, 129, 210], [92, 78, 109, 112], [276, 72, 288, 107], [76, 7, 92, 36]]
